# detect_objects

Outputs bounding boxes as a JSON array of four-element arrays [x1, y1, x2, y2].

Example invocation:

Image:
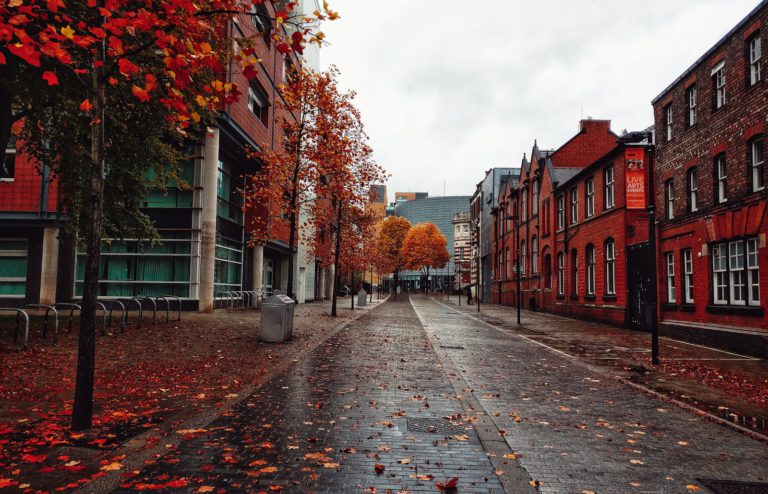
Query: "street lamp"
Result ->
[[507, 214, 521, 325], [618, 130, 658, 365], [473, 219, 481, 313]]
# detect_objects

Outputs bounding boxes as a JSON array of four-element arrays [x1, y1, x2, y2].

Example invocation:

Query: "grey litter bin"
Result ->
[[260, 294, 295, 343], [357, 289, 367, 307]]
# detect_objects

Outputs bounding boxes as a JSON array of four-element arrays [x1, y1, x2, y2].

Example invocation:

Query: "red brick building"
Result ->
[[652, 1, 768, 355], [492, 120, 656, 327]]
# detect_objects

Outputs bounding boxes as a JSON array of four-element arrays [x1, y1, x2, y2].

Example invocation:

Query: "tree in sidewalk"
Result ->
[[243, 68, 343, 301], [373, 216, 411, 295], [401, 222, 450, 292], [0, 0, 335, 430]]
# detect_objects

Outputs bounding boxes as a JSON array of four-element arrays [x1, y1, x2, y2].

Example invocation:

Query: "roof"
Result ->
[[652, 0, 768, 104], [550, 167, 582, 185]]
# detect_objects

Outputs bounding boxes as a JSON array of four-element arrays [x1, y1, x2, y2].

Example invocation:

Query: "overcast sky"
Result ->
[[319, 0, 758, 203]]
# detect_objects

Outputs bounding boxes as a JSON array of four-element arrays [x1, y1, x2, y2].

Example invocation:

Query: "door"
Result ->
[[626, 242, 650, 330]]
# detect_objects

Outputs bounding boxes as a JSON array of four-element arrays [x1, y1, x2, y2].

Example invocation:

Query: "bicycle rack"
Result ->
[[157, 296, 182, 323], [0, 308, 30, 349], [54, 303, 80, 334], [23, 304, 59, 345], [125, 298, 144, 330], [214, 291, 228, 310], [233, 291, 245, 310], [94, 302, 108, 336], [100, 300, 126, 333], [141, 297, 157, 326]]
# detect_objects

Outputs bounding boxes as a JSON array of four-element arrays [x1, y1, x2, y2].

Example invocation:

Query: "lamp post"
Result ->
[[507, 214, 521, 325], [618, 130, 659, 365], [475, 219, 481, 313]]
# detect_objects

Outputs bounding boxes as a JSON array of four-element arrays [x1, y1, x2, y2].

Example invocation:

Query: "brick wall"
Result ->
[[0, 150, 57, 213]]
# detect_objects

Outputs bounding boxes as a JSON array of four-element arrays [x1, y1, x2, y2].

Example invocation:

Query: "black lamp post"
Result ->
[[618, 130, 658, 365], [507, 214, 521, 325]]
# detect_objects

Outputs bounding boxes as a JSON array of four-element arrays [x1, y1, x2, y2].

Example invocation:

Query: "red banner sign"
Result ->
[[625, 148, 646, 210]]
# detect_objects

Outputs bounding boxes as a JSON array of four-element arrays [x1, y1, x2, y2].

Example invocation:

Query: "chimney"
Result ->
[[579, 118, 611, 133]]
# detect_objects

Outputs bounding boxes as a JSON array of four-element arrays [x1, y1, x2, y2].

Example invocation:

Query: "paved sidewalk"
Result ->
[[437, 295, 768, 434], [411, 296, 768, 493], [113, 296, 510, 494]]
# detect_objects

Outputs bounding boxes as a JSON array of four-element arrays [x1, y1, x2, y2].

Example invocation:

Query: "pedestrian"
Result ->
[[466, 284, 472, 305]]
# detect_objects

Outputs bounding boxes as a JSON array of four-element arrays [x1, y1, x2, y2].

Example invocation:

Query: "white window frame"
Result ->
[[665, 104, 673, 141], [557, 252, 564, 296], [521, 240, 526, 275], [570, 188, 578, 224], [688, 168, 698, 212], [605, 240, 615, 296], [712, 239, 760, 306], [532, 179, 539, 216], [666, 179, 674, 219], [666, 252, 676, 303], [747, 238, 761, 305], [586, 178, 595, 217], [687, 86, 697, 127], [750, 35, 762, 86], [557, 195, 565, 230], [531, 235, 538, 275], [751, 138, 764, 192], [247, 85, 268, 121], [712, 61, 726, 109], [521, 188, 527, 221], [683, 249, 694, 304], [586, 245, 595, 296], [506, 248, 511, 278], [716, 155, 727, 203], [604, 166, 614, 209]]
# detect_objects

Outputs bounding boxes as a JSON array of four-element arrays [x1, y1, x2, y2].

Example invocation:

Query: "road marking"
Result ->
[[659, 336, 761, 360]]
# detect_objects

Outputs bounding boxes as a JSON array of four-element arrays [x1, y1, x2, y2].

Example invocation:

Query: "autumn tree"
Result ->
[[374, 216, 411, 293], [401, 223, 450, 291], [0, 0, 335, 430], [243, 68, 344, 301]]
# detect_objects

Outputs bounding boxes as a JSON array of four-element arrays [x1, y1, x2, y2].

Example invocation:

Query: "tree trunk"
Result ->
[[350, 270, 354, 309], [286, 197, 297, 301], [393, 270, 399, 298], [330, 201, 342, 317], [72, 33, 106, 432]]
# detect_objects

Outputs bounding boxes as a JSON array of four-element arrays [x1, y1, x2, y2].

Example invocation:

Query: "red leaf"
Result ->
[[436, 477, 459, 491], [42, 70, 59, 86], [79, 99, 92, 112], [21, 453, 48, 463], [374, 463, 385, 474], [118, 58, 140, 76], [8, 43, 41, 66], [132, 85, 150, 102]]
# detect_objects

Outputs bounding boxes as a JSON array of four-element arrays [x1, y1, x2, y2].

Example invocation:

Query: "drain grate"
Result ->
[[439, 345, 465, 350], [698, 479, 768, 494], [406, 417, 466, 435]]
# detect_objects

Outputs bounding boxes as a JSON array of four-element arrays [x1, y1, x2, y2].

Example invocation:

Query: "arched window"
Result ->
[[532, 179, 539, 215], [557, 252, 564, 295], [506, 248, 511, 278], [531, 236, 539, 274], [543, 253, 552, 289], [521, 240, 527, 275], [521, 188, 528, 220], [586, 244, 596, 295], [605, 239, 615, 295]]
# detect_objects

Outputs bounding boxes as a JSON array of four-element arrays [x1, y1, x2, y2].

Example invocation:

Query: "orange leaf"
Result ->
[[79, 99, 92, 112]]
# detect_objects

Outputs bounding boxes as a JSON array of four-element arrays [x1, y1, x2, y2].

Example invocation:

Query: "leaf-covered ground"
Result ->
[[0, 301, 357, 493]]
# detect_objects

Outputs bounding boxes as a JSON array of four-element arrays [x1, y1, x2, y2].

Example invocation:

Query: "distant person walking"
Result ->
[[466, 284, 472, 305]]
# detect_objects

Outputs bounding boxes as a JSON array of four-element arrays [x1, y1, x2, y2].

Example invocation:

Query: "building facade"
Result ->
[[452, 212, 471, 289], [652, 1, 768, 354]]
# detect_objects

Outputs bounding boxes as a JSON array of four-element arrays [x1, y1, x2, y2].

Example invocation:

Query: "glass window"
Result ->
[[748, 238, 761, 305], [683, 249, 694, 304], [586, 178, 594, 217], [557, 252, 564, 296], [531, 236, 538, 275], [687, 86, 697, 127], [248, 81, 269, 124], [521, 187, 527, 221], [605, 239, 615, 295], [712, 238, 760, 306], [217, 160, 244, 224], [715, 154, 727, 204], [751, 138, 764, 192], [665, 104, 673, 141], [665, 179, 674, 219], [532, 179, 539, 215], [557, 195, 565, 230], [586, 245, 595, 295], [688, 168, 698, 212], [712, 62, 726, 109], [750, 35, 762, 86], [604, 166, 614, 209], [570, 188, 578, 224], [506, 248, 511, 278], [521, 240, 526, 275], [666, 252, 676, 303], [0, 239, 27, 296]]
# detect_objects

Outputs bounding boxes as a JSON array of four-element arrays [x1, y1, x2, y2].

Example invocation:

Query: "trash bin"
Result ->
[[357, 289, 367, 307], [260, 294, 295, 343]]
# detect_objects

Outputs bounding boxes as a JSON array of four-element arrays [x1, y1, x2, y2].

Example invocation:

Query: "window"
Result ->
[[665, 179, 675, 220], [749, 35, 762, 86], [247, 82, 269, 124], [531, 236, 538, 275], [605, 239, 615, 296], [712, 238, 760, 306], [251, 3, 271, 43], [557, 252, 564, 296], [506, 248, 511, 278], [521, 240, 526, 275], [586, 245, 595, 296], [712, 61, 726, 109], [570, 188, 578, 224], [604, 165, 614, 209], [557, 195, 565, 230], [666, 252, 676, 303], [498, 251, 503, 280], [1, 137, 15, 180], [686, 85, 697, 127], [687, 167, 698, 212], [532, 179, 539, 215], [0, 239, 27, 296], [683, 249, 694, 304], [665, 104, 673, 141], [571, 249, 578, 297], [751, 137, 764, 192], [521, 187, 527, 221], [715, 154, 727, 203], [585, 177, 595, 217]]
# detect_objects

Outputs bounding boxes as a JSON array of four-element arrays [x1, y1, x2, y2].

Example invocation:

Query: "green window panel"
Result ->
[[0, 239, 27, 297]]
